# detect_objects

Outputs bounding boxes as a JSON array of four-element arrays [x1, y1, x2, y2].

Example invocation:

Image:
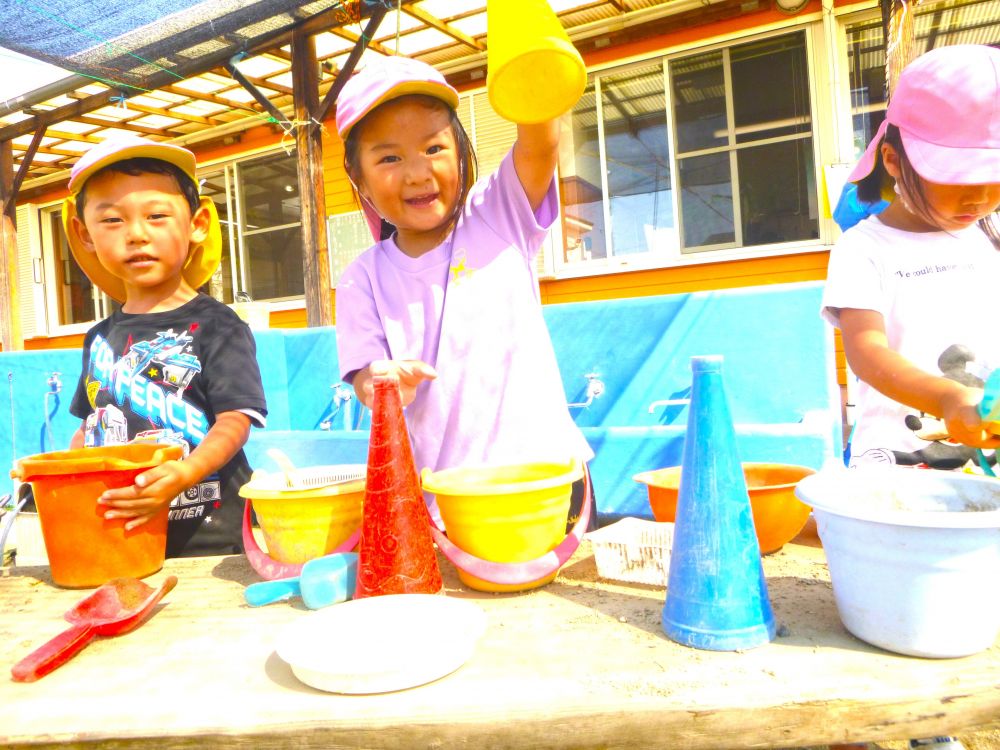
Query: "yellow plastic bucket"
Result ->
[[486, 0, 586, 124], [239, 471, 364, 565], [421, 461, 581, 592]]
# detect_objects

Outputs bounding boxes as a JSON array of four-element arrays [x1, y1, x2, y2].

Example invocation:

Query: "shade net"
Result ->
[[0, 0, 381, 91]]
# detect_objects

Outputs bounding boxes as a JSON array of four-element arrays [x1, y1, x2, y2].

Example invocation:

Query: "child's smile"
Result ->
[[355, 96, 460, 256]]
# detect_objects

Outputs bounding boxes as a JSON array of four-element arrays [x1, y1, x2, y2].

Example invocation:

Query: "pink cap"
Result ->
[[335, 56, 459, 241], [847, 45, 1000, 185], [335, 56, 459, 140]]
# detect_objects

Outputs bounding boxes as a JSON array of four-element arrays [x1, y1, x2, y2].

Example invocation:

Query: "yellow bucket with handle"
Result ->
[[422, 460, 585, 592]]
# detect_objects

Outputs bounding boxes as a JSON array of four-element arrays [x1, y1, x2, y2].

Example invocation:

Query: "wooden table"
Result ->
[[2, 528, 999, 750]]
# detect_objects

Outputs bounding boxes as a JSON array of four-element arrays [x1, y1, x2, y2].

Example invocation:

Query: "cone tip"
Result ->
[[691, 355, 723, 373]]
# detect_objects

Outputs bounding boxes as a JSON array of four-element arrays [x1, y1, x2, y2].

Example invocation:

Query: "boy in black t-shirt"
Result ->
[[64, 135, 267, 557]]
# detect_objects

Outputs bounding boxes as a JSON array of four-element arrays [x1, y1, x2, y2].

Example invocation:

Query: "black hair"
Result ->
[[75, 157, 200, 220], [856, 124, 1000, 250], [343, 94, 477, 242]]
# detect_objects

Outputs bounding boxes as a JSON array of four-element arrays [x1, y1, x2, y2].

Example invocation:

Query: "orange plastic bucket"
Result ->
[[634, 463, 816, 554], [11, 444, 183, 588]]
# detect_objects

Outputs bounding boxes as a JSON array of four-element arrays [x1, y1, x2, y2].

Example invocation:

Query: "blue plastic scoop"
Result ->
[[980, 369, 1000, 428], [975, 369, 1000, 477], [245, 552, 358, 609]]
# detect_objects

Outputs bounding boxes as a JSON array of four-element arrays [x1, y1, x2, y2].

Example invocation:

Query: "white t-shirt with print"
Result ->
[[821, 215, 1000, 466]]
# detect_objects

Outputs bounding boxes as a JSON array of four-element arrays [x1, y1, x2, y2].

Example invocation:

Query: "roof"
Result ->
[[0, 0, 771, 194]]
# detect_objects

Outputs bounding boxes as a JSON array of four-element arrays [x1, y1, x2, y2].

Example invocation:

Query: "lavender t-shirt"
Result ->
[[335, 151, 593, 515]]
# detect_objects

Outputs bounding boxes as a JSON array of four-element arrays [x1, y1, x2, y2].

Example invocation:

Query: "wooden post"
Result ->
[[291, 29, 333, 328], [0, 140, 18, 351]]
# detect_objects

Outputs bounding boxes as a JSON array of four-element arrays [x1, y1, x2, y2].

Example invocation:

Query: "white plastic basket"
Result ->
[[586, 517, 674, 586], [263, 448, 365, 489]]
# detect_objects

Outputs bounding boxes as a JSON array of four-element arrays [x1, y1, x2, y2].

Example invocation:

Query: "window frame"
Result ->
[[551, 21, 834, 280]]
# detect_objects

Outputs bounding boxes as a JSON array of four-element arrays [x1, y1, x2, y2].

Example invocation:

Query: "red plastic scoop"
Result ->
[[11, 575, 177, 682]]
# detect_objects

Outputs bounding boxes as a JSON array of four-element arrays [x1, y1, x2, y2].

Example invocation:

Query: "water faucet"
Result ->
[[567, 373, 605, 410], [648, 398, 689, 414], [47, 372, 62, 394], [320, 384, 355, 431]]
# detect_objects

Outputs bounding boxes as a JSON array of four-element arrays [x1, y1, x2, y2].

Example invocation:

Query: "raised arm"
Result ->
[[511, 120, 561, 212]]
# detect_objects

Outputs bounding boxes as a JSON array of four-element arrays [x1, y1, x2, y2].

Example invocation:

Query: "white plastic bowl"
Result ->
[[795, 466, 1000, 658], [277, 594, 487, 693]]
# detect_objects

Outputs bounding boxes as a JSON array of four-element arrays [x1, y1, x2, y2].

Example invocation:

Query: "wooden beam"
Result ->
[[0, 140, 16, 351], [225, 63, 293, 126], [291, 29, 332, 328], [74, 114, 179, 138], [100, 99, 219, 126], [162, 84, 264, 114], [0, 0, 424, 144], [267, 49, 293, 63], [317, 7, 389, 123], [13, 162, 61, 174], [41, 129, 103, 144], [0, 89, 116, 142], [12, 144, 86, 159], [8, 127, 48, 214], [330, 27, 395, 57], [243, 74, 294, 97], [404, 5, 486, 51], [211, 67, 295, 97]]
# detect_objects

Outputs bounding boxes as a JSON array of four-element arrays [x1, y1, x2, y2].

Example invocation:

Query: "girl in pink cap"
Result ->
[[823, 44, 1000, 472], [333, 55, 593, 528], [822, 43, 1000, 750]]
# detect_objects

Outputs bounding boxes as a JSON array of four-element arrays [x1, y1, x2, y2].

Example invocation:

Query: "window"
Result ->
[[559, 30, 819, 270], [205, 148, 303, 304], [562, 63, 674, 264], [236, 151, 303, 301], [673, 34, 817, 252], [846, 0, 1000, 165], [39, 206, 98, 326]]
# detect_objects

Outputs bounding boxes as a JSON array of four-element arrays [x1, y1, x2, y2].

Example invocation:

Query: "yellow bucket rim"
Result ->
[[421, 460, 582, 497], [239, 479, 365, 501]]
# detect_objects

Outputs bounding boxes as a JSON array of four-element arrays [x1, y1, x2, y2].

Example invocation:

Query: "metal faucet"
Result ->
[[47, 372, 62, 394], [320, 384, 355, 430], [648, 398, 689, 414], [567, 373, 605, 410]]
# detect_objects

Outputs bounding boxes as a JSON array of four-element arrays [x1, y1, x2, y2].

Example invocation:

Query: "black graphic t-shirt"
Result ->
[[70, 294, 267, 558]]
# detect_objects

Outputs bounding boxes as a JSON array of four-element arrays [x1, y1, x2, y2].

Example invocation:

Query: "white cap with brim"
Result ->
[[62, 135, 221, 302]]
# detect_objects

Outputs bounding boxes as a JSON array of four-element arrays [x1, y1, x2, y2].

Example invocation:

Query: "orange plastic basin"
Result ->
[[12, 443, 183, 588], [633, 462, 816, 554]]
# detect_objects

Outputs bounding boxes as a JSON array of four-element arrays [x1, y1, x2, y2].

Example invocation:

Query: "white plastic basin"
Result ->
[[795, 466, 1000, 658]]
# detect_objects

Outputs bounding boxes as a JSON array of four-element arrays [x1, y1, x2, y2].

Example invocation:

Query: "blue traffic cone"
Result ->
[[662, 355, 775, 651]]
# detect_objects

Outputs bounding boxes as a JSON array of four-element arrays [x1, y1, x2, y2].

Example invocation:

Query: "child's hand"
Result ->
[[98, 459, 196, 531], [356, 360, 437, 408], [940, 385, 1000, 449]]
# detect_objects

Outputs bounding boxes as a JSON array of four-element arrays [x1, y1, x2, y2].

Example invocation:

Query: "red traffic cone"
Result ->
[[355, 376, 442, 598]]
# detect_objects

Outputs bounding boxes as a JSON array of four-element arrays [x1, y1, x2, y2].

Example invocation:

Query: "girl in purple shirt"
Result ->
[[334, 56, 593, 526]]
